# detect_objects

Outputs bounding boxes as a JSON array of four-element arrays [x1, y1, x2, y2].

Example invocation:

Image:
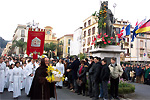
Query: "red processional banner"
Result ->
[[26, 28, 45, 59]]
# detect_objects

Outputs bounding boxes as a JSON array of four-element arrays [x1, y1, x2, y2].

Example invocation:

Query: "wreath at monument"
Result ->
[[91, 33, 114, 48], [92, 4, 107, 29]]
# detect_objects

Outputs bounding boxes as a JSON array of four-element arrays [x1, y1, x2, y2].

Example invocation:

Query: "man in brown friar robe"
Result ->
[[29, 58, 55, 100]]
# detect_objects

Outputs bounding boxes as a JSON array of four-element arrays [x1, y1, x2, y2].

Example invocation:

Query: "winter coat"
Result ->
[[71, 59, 80, 80], [135, 67, 142, 76], [108, 63, 123, 79], [144, 68, 150, 79], [77, 65, 88, 83], [101, 64, 110, 81], [89, 62, 102, 83]]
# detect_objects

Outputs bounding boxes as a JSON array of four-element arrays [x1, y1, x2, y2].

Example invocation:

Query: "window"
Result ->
[[139, 33, 144, 37], [140, 50, 144, 57], [140, 40, 143, 48], [83, 39, 86, 47], [84, 31, 86, 37], [87, 48, 89, 53], [123, 22, 127, 25], [68, 47, 70, 54], [87, 37, 91, 45], [127, 38, 129, 42], [88, 29, 91, 36], [127, 49, 129, 56], [131, 44, 133, 48], [115, 28, 120, 34], [21, 30, 25, 37], [88, 20, 91, 26], [92, 27, 95, 35], [68, 39, 71, 45], [84, 22, 86, 28]]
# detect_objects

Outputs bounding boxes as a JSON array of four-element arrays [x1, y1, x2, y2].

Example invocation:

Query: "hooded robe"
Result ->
[[29, 58, 55, 100]]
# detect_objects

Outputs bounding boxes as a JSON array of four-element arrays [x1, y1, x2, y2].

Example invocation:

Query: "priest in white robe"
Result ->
[[56, 59, 65, 88], [25, 59, 38, 95], [0, 57, 6, 93], [10, 62, 22, 98], [8, 64, 14, 92]]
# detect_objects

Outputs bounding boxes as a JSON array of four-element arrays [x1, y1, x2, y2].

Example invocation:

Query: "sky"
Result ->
[[0, 0, 150, 41]]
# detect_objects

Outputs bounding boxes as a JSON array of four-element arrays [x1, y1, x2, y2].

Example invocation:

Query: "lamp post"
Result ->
[[113, 3, 117, 16]]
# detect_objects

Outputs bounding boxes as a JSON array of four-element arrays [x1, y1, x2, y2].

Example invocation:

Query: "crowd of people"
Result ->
[[0, 55, 150, 100], [122, 63, 150, 85], [61, 56, 123, 100], [0, 56, 40, 99]]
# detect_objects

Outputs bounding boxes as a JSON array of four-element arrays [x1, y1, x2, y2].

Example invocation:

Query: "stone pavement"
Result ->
[[0, 83, 150, 100]]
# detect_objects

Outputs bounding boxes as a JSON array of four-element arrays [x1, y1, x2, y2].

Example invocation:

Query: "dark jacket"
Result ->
[[144, 68, 150, 79], [147, 74, 150, 85], [101, 64, 110, 81], [77, 65, 88, 83], [67, 62, 73, 76], [89, 62, 102, 83], [87, 61, 94, 72], [71, 59, 80, 80], [135, 67, 142, 76], [85, 62, 89, 66]]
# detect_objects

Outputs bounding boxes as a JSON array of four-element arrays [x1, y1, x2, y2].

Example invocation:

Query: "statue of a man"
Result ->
[[101, 1, 115, 37]]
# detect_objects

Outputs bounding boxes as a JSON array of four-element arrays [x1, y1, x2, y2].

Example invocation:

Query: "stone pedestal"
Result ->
[[90, 45, 125, 64]]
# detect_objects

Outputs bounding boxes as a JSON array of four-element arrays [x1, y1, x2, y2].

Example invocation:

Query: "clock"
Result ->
[[47, 31, 50, 34]]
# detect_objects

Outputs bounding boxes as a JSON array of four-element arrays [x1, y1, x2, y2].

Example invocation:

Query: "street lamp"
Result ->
[[113, 3, 117, 15]]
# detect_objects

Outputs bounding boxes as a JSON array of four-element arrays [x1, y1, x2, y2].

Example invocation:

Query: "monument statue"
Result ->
[[100, 1, 115, 37]]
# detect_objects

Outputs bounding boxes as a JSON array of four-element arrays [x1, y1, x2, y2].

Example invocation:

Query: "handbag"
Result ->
[[76, 78, 83, 86]]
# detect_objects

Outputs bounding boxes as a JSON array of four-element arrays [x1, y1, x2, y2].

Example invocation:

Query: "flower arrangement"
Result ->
[[91, 33, 113, 48], [46, 65, 65, 83], [92, 4, 107, 29]]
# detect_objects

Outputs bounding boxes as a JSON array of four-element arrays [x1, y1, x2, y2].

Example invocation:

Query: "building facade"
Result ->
[[81, 16, 98, 55], [12, 24, 28, 55], [70, 27, 82, 56], [57, 34, 73, 58], [125, 33, 150, 63], [45, 26, 57, 44], [82, 15, 150, 63]]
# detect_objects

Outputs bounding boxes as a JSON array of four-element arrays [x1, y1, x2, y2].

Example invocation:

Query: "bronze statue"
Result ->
[[100, 1, 115, 37]]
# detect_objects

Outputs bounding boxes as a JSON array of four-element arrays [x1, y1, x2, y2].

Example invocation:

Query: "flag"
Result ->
[[26, 28, 45, 57], [136, 19, 150, 33], [138, 18, 146, 28], [135, 21, 138, 26], [125, 24, 131, 36], [131, 25, 138, 42], [117, 26, 125, 38], [121, 26, 126, 37], [131, 18, 146, 42]]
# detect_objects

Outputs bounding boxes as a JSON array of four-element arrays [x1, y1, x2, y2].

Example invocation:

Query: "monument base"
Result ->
[[90, 45, 125, 64]]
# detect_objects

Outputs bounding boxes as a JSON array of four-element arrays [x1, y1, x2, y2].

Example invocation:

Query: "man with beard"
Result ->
[[29, 57, 55, 100]]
